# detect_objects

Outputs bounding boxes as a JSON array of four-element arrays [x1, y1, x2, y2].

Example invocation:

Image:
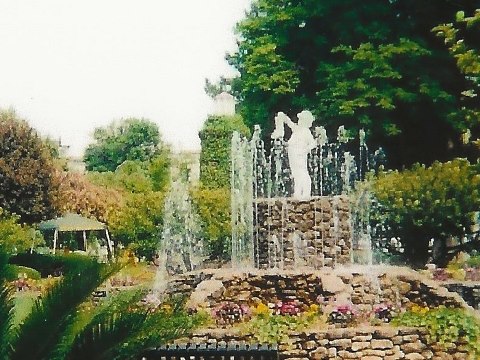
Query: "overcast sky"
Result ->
[[0, 0, 251, 156]]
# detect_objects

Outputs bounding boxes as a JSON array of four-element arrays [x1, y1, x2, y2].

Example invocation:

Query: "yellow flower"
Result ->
[[161, 304, 173, 314], [410, 304, 429, 315], [252, 303, 270, 316]]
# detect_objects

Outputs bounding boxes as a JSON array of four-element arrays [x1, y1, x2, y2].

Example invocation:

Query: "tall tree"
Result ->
[[55, 171, 123, 224], [0, 109, 60, 223], [226, 0, 479, 168], [433, 10, 480, 151], [84, 118, 164, 172]]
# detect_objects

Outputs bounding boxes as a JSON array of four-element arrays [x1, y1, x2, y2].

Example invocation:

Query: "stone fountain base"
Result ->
[[164, 265, 469, 313], [253, 196, 352, 269], [164, 266, 475, 360]]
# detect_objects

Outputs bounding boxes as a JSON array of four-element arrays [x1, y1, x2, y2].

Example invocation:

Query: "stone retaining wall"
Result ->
[[253, 196, 351, 269], [181, 326, 471, 360], [444, 282, 480, 310], [165, 267, 467, 313]]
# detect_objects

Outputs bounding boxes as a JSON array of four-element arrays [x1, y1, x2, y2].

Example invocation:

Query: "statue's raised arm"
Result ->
[[271, 112, 289, 139], [280, 112, 296, 131]]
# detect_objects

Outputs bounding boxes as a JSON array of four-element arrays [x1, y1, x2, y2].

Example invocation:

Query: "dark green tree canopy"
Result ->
[[84, 118, 164, 172], [0, 109, 59, 223], [226, 0, 479, 168]]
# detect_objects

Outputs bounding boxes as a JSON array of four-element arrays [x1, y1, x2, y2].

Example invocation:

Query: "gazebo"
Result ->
[[38, 213, 114, 256]]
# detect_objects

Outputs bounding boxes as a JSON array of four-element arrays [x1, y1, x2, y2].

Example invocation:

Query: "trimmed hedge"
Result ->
[[9, 253, 97, 277], [199, 115, 250, 189], [3, 265, 41, 281]]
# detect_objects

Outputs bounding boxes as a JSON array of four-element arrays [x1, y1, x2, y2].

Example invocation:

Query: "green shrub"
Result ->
[[191, 187, 231, 260], [466, 256, 480, 268], [9, 253, 96, 277], [108, 192, 165, 260], [3, 265, 41, 281], [373, 159, 480, 266], [243, 313, 316, 344], [0, 209, 44, 255], [393, 307, 480, 357], [199, 115, 250, 189]]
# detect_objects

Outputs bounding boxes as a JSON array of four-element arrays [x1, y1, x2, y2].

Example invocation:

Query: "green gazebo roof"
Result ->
[[38, 213, 106, 232]]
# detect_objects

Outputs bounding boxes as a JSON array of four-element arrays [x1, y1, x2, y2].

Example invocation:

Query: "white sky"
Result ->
[[0, 0, 251, 157]]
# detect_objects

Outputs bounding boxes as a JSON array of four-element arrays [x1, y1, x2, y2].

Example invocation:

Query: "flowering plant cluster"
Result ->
[[211, 302, 251, 325], [465, 268, 480, 281], [14, 277, 31, 291], [327, 303, 357, 326], [271, 301, 302, 316], [409, 304, 430, 315], [11, 275, 58, 293], [373, 303, 397, 323], [431, 268, 452, 281]]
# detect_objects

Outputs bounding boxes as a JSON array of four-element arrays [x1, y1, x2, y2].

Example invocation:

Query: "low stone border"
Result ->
[[181, 326, 471, 360]]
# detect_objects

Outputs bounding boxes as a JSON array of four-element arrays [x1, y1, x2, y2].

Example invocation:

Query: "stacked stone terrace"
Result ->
[[253, 196, 352, 269], [165, 267, 473, 360], [184, 327, 472, 360], [166, 267, 467, 313]]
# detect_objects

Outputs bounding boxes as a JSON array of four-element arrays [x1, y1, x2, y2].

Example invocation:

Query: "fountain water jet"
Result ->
[[153, 169, 203, 293], [231, 110, 380, 269]]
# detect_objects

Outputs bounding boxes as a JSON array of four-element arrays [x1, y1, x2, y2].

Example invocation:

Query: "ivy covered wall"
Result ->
[[199, 115, 250, 189]]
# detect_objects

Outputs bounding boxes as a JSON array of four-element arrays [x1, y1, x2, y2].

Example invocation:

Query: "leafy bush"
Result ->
[[243, 312, 316, 344], [373, 159, 480, 266], [393, 306, 480, 357], [55, 171, 124, 225], [0, 209, 43, 255], [466, 252, 480, 268], [199, 115, 250, 189], [108, 192, 165, 260], [1, 248, 205, 360], [3, 265, 41, 282], [191, 187, 231, 260], [63, 290, 206, 360]]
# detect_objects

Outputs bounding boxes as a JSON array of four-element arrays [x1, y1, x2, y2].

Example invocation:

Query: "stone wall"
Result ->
[[182, 326, 471, 360], [444, 282, 480, 310], [165, 267, 468, 313], [163, 269, 474, 359], [253, 196, 351, 269]]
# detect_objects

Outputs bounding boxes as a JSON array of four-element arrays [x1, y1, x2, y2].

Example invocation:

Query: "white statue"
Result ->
[[273, 111, 316, 199]]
